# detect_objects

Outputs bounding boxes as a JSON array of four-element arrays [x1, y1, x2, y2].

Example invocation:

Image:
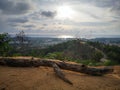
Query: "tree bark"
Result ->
[[0, 57, 114, 85], [0, 57, 113, 76], [52, 63, 73, 85]]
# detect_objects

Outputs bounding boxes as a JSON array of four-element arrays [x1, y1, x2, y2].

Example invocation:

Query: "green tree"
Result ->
[[92, 51, 104, 62], [0, 33, 11, 56]]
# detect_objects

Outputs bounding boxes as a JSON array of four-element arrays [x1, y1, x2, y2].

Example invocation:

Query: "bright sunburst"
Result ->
[[58, 35, 74, 39], [56, 5, 75, 19]]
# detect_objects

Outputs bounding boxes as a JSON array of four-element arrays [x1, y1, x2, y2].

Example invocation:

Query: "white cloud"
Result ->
[[0, 0, 120, 38]]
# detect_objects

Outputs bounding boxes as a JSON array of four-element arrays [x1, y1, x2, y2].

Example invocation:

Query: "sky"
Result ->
[[0, 0, 120, 38]]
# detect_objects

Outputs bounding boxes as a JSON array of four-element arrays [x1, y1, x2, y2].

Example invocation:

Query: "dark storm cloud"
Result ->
[[8, 18, 28, 23], [0, 0, 31, 15], [41, 11, 57, 18]]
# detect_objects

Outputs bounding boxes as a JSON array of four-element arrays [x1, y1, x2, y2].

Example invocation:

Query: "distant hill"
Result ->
[[39, 40, 104, 62], [4, 36, 120, 65], [89, 38, 120, 44], [38, 39, 120, 65]]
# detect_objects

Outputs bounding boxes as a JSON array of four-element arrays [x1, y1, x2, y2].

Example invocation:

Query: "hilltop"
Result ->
[[0, 57, 120, 90], [1, 33, 120, 65]]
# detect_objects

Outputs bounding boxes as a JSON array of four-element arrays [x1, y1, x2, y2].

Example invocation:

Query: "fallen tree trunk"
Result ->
[[0, 57, 114, 85], [52, 63, 73, 85], [0, 57, 113, 76]]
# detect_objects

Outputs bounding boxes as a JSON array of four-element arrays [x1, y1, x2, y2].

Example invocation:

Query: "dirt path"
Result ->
[[0, 66, 120, 90]]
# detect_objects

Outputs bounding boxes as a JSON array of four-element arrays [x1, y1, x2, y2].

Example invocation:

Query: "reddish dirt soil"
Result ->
[[0, 57, 120, 90]]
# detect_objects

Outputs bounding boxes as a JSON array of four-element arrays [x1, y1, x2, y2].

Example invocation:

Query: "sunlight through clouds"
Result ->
[[0, 0, 120, 38]]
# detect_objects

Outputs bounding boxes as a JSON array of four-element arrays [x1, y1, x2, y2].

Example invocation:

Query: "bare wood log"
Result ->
[[52, 63, 73, 85], [0, 57, 113, 76]]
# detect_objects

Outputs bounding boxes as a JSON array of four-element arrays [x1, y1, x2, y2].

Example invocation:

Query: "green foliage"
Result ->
[[11, 39, 119, 65], [12, 53, 22, 57], [78, 60, 98, 66], [0, 33, 11, 56], [77, 59, 119, 66], [45, 52, 64, 60], [92, 51, 104, 62], [87, 41, 120, 64], [42, 40, 97, 60], [102, 60, 119, 66], [105, 46, 120, 63]]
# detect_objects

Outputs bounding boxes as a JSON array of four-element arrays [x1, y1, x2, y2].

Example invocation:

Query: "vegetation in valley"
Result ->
[[0, 32, 120, 66], [87, 41, 120, 64]]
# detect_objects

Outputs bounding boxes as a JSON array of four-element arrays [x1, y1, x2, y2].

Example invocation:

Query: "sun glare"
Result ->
[[58, 35, 74, 39], [56, 5, 75, 19]]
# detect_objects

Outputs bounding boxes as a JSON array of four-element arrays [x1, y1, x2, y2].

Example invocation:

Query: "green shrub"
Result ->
[[92, 51, 104, 62], [12, 53, 22, 57], [45, 52, 65, 60], [103, 60, 119, 66]]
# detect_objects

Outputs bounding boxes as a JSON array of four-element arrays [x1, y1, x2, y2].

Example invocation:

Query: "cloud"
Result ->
[[0, 0, 31, 15], [81, 0, 120, 15], [110, 1, 120, 15], [0, 0, 120, 38], [88, 0, 120, 15], [69, 0, 117, 7], [8, 18, 28, 23], [22, 25, 35, 28], [69, 0, 120, 15], [0, 17, 14, 33], [41, 11, 57, 18]]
